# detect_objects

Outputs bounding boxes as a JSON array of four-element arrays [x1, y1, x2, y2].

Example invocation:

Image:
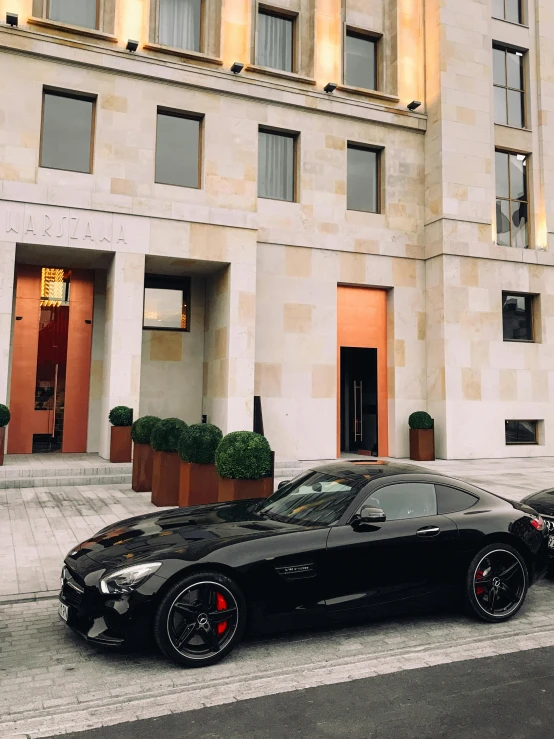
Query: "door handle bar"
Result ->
[[416, 526, 440, 537]]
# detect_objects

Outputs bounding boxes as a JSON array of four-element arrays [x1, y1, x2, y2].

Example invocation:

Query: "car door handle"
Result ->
[[416, 526, 440, 537]]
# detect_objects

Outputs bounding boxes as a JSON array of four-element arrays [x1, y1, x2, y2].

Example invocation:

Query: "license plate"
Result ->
[[59, 602, 69, 622], [548, 536, 554, 549]]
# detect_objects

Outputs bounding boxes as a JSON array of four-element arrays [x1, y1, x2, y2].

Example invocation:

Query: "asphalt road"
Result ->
[[47, 644, 554, 739]]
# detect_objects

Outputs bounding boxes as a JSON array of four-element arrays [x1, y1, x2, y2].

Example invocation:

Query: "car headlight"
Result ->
[[100, 562, 162, 594]]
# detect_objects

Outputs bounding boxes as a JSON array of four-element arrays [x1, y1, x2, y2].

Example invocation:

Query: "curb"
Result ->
[[0, 591, 59, 606]]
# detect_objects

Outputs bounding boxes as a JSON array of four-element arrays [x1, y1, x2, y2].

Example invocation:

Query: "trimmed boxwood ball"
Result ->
[[408, 411, 434, 430], [131, 415, 161, 445], [0, 404, 10, 428], [215, 431, 272, 480], [151, 418, 187, 453], [178, 423, 223, 465], [109, 406, 133, 427]]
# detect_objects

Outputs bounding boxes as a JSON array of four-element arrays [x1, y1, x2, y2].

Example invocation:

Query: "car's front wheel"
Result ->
[[465, 543, 528, 623], [154, 570, 246, 667]]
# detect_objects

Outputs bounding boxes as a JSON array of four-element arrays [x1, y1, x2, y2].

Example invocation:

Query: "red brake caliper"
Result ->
[[475, 569, 485, 596], [216, 592, 228, 635]]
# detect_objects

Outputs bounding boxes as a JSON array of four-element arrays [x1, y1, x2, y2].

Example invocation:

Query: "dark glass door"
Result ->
[[340, 347, 378, 455]]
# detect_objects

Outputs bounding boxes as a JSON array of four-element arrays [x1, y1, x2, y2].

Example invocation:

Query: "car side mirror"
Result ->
[[278, 480, 290, 490], [358, 506, 386, 524]]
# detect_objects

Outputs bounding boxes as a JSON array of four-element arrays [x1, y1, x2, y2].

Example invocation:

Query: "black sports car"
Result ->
[[59, 461, 549, 667], [521, 488, 554, 566]]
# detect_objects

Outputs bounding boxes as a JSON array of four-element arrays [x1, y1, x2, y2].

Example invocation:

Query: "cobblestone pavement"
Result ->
[[1, 580, 554, 738]]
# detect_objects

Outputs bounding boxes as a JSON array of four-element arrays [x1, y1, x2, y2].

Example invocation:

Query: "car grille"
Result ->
[[62, 583, 84, 609], [542, 515, 554, 534]]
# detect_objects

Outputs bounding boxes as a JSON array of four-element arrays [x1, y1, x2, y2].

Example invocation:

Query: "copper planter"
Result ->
[[179, 462, 219, 507], [132, 443, 154, 492], [151, 450, 180, 507], [0, 427, 5, 466], [409, 428, 435, 462], [110, 426, 132, 463], [218, 477, 273, 503]]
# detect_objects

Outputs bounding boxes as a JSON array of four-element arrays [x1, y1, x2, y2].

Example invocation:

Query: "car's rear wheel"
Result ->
[[154, 571, 246, 667], [465, 543, 528, 623]]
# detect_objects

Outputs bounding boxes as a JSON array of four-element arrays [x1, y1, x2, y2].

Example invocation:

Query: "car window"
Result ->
[[365, 482, 437, 521], [435, 484, 478, 514]]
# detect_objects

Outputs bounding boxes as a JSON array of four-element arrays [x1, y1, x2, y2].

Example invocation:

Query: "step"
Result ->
[[0, 472, 132, 490]]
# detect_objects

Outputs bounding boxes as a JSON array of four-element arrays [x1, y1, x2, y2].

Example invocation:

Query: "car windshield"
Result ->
[[257, 471, 367, 527]]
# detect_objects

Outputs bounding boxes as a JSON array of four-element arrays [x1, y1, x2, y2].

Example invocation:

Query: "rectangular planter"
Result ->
[[151, 450, 180, 507], [179, 461, 219, 507], [110, 425, 132, 463], [132, 443, 154, 492], [218, 476, 274, 503], [409, 428, 435, 462], [0, 427, 4, 466]]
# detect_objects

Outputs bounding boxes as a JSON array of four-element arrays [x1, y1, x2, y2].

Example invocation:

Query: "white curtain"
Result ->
[[257, 13, 293, 72], [258, 132, 294, 201], [48, 0, 97, 29], [159, 0, 202, 52]]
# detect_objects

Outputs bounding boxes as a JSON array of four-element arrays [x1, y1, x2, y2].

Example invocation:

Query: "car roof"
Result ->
[[309, 460, 431, 478]]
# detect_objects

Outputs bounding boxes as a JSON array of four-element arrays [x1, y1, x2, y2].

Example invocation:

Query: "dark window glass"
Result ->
[[345, 31, 377, 90], [143, 276, 190, 331], [48, 0, 97, 28], [158, 0, 202, 51], [258, 130, 295, 201], [502, 292, 533, 341], [366, 483, 437, 522], [40, 92, 94, 174], [257, 10, 294, 72], [505, 420, 538, 444], [493, 47, 525, 128], [156, 112, 200, 188], [493, 0, 523, 24], [347, 145, 379, 213], [436, 485, 478, 514], [495, 150, 528, 248]]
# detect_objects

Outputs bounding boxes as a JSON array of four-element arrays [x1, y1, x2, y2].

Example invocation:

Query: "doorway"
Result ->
[[340, 347, 378, 454]]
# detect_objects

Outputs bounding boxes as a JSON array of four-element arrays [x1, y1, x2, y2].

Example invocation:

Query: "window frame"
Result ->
[[343, 26, 381, 92], [346, 142, 382, 214], [153, 0, 205, 53], [495, 149, 529, 248], [39, 87, 96, 174], [501, 291, 535, 343], [256, 4, 298, 74], [143, 274, 192, 333], [257, 125, 299, 203], [505, 420, 539, 445], [155, 107, 203, 189], [492, 0, 524, 25], [493, 45, 527, 129]]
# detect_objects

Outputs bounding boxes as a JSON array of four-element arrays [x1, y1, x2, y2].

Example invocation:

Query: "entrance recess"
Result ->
[[8, 265, 94, 454], [340, 347, 378, 454]]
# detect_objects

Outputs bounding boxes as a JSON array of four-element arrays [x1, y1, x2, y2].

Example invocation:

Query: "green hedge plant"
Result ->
[[151, 418, 187, 453], [109, 406, 133, 427], [0, 404, 10, 428], [131, 415, 161, 445], [178, 423, 223, 465], [215, 431, 272, 480], [408, 411, 434, 430]]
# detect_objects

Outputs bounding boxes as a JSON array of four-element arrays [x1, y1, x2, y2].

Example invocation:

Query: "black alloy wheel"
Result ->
[[465, 543, 528, 623], [154, 571, 246, 667]]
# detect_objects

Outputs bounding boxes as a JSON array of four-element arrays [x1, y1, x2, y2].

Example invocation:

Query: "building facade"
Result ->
[[0, 0, 552, 461]]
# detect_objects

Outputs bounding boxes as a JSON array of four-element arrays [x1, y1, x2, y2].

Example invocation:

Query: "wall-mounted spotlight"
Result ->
[[324, 82, 338, 93], [126, 39, 139, 52], [6, 12, 18, 26], [407, 100, 422, 111], [230, 62, 244, 74]]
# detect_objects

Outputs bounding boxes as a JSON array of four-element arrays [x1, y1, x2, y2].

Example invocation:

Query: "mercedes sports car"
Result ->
[[521, 487, 554, 568], [59, 461, 548, 667]]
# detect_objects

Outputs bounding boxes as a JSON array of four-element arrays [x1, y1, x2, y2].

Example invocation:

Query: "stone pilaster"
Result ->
[[0, 242, 15, 408]]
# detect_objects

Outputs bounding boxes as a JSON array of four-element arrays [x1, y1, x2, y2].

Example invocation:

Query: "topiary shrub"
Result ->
[[215, 431, 272, 480], [151, 418, 187, 453], [109, 406, 133, 426], [178, 423, 223, 465], [0, 404, 10, 428], [131, 415, 161, 445], [408, 411, 434, 430]]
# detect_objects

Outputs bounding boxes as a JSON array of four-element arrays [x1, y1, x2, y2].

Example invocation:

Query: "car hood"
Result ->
[[522, 489, 554, 516], [69, 499, 301, 567]]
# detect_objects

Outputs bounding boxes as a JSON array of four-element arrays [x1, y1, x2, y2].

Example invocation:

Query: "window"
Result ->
[[502, 292, 534, 341], [505, 420, 538, 445], [143, 276, 191, 331], [493, 46, 525, 128], [47, 0, 98, 29], [435, 485, 478, 515], [40, 90, 95, 174], [366, 483, 437, 522], [157, 0, 202, 52], [257, 8, 294, 72], [155, 111, 201, 188], [495, 151, 528, 248], [347, 145, 379, 213], [258, 129, 296, 202], [493, 0, 523, 24], [345, 30, 378, 91]]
